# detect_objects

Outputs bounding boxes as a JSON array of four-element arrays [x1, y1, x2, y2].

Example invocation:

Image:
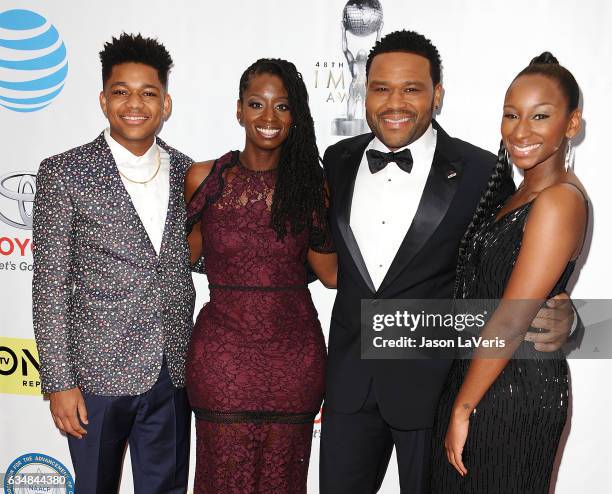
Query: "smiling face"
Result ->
[[99, 62, 170, 155], [502, 73, 581, 171], [365, 52, 442, 150], [236, 73, 292, 152]]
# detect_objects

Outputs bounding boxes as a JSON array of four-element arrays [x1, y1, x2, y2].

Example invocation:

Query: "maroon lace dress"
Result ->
[[185, 151, 332, 493]]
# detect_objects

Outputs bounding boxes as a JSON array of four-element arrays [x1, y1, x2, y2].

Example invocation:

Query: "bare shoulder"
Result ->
[[185, 160, 215, 201], [186, 160, 215, 183], [532, 178, 587, 220], [525, 178, 588, 253]]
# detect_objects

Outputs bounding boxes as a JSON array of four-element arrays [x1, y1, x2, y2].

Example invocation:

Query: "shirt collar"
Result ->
[[104, 128, 158, 168], [369, 123, 437, 164]]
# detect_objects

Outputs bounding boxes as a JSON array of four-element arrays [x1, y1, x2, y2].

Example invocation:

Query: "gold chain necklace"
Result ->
[[117, 148, 161, 185]]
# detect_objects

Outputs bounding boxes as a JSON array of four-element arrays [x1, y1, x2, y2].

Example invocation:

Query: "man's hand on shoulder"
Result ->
[[49, 387, 88, 439]]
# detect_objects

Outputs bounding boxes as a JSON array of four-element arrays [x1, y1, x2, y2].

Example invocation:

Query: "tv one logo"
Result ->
[[0, 337, 41, 395], [0, 9, 68, 112]]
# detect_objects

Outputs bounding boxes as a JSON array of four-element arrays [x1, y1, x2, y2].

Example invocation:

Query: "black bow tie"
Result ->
[[366, 148, 413, 174]]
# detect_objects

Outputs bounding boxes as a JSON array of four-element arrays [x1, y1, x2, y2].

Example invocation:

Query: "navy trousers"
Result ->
[[67, 361, 191, 494], [320, 382, 432, 494]]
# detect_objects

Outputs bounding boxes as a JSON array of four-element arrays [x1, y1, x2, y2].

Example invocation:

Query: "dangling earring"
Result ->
[[565, 139, 573, 171], [505, 149, 515, 178]]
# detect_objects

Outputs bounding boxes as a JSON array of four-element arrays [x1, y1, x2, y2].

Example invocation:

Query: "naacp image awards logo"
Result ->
[[4, 453, 74, 494], [0, 8, 68, 112]]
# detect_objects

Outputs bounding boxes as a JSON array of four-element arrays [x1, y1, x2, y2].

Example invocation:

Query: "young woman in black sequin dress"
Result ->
[[431, 53, 588, 493]]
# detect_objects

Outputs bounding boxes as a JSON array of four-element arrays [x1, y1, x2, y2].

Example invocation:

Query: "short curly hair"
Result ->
[[366, 30, 442, 85], [99, 33, 173, 87]]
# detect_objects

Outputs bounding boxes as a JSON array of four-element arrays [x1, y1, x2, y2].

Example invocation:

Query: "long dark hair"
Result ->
[[239, 58, 327, 241]]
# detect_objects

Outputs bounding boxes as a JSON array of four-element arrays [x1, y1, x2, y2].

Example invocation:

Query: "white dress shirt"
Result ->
[[104, 129, 170, 255], [350, 124, 437, 290]]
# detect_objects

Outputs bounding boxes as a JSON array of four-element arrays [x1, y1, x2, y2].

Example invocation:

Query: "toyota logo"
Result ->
[[0, 172, 36, 230]]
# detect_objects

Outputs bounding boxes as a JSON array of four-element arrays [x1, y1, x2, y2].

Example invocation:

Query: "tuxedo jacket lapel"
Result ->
[[377, 123, 463, 294], [334, 133, 376, 293]]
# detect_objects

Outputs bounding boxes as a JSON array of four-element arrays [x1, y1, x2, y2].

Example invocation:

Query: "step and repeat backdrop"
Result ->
[[1, 0, 610, 492]]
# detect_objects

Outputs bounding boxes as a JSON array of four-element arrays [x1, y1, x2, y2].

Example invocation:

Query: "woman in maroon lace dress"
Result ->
[[184, 59, 337, 493]]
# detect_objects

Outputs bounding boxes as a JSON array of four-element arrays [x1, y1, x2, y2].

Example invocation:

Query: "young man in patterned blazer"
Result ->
[[32, 34, 195, 493]]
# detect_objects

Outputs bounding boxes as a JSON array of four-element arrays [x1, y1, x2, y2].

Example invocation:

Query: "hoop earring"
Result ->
[[565, 140, 573, 171]]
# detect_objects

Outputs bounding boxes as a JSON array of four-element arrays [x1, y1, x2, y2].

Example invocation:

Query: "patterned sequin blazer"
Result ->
[[32, 132, 196, 396]]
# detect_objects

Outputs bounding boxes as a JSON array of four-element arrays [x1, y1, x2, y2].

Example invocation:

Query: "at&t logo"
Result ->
[[0, 9, 68, 112]]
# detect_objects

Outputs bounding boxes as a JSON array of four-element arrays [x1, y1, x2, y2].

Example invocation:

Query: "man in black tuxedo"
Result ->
[[319, 30, 574, 493]]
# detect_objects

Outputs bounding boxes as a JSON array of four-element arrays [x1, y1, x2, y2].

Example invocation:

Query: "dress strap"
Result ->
[[560, 181, 589, 204], [560, 182, 589, 260]]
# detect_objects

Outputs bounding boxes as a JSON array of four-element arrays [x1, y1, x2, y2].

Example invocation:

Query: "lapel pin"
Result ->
[[447, 170, 457, 179]]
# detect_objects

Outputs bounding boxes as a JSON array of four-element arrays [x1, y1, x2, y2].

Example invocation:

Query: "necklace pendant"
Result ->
[[118, 147, 161, 185]]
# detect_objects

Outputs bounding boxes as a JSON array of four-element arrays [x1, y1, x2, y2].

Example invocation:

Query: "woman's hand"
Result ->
[[445, 408, 470, 477], [306, 250, 337, 289]]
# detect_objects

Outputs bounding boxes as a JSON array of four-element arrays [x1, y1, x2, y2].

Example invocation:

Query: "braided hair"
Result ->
[[453, 141, 512, 297], [453, 51, 580, 297], [239, 58, 327, 241]]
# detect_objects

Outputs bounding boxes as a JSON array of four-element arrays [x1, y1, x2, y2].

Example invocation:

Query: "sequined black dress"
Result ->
[[431, 201, 573, 493]]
